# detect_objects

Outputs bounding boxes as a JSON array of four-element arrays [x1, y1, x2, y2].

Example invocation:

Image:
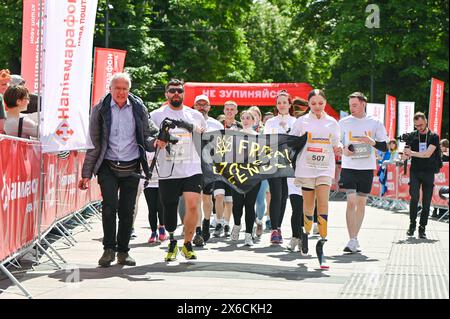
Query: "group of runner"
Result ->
[[137, 79, 388, 270]]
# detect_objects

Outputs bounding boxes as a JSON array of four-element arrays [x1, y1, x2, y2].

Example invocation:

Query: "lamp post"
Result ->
[[105, 0, 113, 48]]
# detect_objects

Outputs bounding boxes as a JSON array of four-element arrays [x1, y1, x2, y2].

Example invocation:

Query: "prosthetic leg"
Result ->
[[316, 185, 330, 269]]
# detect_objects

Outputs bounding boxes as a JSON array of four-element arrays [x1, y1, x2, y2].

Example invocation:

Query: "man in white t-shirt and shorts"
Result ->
[[151, 79, 207, 261], [339, 92, 388, 253]]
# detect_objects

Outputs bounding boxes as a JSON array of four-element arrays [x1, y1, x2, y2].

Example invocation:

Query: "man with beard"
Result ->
[[192, 95, 224, 246], [150, 79, 207, 261]]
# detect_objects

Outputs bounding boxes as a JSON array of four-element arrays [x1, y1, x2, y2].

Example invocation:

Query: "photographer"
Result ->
[[150, 79, 206, 262], [402, 112, 441, 239]]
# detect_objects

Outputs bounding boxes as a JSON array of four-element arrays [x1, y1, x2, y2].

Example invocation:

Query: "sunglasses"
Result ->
[[167, 88, 184, 94]]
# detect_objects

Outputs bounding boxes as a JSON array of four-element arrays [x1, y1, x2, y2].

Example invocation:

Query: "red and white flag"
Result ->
[[91, 48, 127, 107], [40, 0, 98, 153], [385, 95, 397, 139], [428, 78, 445, 136], [21, 0, 46, 94]]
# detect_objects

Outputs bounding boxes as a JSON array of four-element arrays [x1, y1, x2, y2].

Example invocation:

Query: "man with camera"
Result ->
[[401, 112, 441, 239], [339, 92, 388, 253], [150, 79, 206, 261], [78, 72, 159, 267]]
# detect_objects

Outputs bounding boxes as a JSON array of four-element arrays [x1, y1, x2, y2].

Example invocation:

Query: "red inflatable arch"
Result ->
[[184, 82, 339, 119]]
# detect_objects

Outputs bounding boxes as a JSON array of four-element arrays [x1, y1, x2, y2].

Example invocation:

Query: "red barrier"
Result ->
[[1, 135, 103, 263], [0, 137, 41, 261], [55, 151, 79, 221]]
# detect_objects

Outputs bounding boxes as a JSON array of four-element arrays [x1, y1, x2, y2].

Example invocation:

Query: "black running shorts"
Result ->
[[339, 168, 374, 194]]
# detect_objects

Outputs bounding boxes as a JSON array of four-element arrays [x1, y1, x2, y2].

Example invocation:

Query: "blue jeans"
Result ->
[[255, 180, 269, 220]]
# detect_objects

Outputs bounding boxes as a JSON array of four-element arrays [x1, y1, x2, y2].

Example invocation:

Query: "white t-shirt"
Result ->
[[290, 112, 340, 179], [4, 114, 38, 139], [150, 105, 206, 180], [339, 115, 388, 170], [288, 177, 302, 196], [206, 116, 224, 131], [263, 114, 296, 134]]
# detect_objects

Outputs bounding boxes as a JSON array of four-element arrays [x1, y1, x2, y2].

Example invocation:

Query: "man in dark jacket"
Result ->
[[78, 72, 158, 267]]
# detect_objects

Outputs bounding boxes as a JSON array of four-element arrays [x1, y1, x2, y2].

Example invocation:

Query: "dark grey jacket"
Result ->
[[81, 93, 158, 179]]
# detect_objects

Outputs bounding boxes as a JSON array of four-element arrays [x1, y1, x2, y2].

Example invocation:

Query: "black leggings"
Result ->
[[268, 177, 288, 230], [232, 183, 260, 234], [143, 187, 164, 232], [409, 170, 435, 227], [289, 194, 304, 238]]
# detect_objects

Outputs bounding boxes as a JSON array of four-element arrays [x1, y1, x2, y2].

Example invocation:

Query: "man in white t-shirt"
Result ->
[[192, 94, 225, 246], [339, 92, 388, 253], [151, 79, 207, 261]]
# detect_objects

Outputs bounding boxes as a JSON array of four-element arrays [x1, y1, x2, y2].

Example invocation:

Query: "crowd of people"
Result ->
[[1, 69, 446, 269]]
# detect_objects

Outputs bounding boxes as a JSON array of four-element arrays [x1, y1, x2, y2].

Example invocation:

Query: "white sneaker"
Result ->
[[313, 223, 319, 235], [244, 233, 254, 246], [231, 225, 241, 241], [287, 237, 300, 252], [343, 239, 358, 253], [210, 218, 217, 229], [355, 239, 361, 250]]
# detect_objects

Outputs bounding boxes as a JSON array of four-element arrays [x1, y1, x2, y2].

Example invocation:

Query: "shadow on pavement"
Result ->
[[42, 260, 328, 283], [394, 238, 439, 245], [327, 254, 379, 264]]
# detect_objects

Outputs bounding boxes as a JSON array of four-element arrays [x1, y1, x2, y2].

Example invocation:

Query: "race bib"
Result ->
[[165, 132, 192, 162], [351, 143, 372, 159], [419, 142, 427, 152], [305, 146, 331, 169]]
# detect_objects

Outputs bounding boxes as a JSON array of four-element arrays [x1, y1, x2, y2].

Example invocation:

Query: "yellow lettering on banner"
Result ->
[[261, 146, 273, 158], [273, 150, 286, 159], [227, 175, 236, 185], [239, 140, 249, 154], [284, 149, 292, 163], [275, 163, 286, 169], [261, 165, 273, 172], [214, 163, 227, 176], [252, 159, 262, 166], [239, 164, 260, 176], [236, 171, 248, 183], [249, 142, 261, 158]]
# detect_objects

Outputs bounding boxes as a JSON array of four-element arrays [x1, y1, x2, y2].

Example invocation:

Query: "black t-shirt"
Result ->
[[407, 130, 440, 172]]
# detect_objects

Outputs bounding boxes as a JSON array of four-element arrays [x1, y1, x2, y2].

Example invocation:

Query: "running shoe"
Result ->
[[231, 224, 241, 241], [270, 230, 281, 244], [255, 220, 263, 237], [287, 237, 300, 252], [201, 219, 211, 242], [278, 228, 283, 244], [265, 219, 271, 230], [244, 233, 254, 246], [343, 238, 359, 253], [165, 240, 179, 262], [224, 224, 231, 237], [301, 232, 309, 254], [130, 228, 137, 240], [181, 242, 197, 260], [193, 233, 205, 247], [213, 224, 223, 237], [148, 231, 158, 244], [158, 226, 168, 242]]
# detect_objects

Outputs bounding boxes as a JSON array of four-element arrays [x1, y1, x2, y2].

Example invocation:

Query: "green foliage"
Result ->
[[0, 0, 447, 137]]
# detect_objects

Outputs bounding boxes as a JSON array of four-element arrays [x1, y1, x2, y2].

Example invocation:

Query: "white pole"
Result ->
[[36, 0, 45, 249]]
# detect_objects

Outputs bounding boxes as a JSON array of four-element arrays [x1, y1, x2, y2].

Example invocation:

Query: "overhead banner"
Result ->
[[91, 47, 127, 107], [199, 131, 307, 194], [40, 0, 98, 153], [366, 103, 385, 124], [428, 78, 445, 136], [21, 0, 46, 94], [184, 82, 339, 119], [385, 95, 397, 139]]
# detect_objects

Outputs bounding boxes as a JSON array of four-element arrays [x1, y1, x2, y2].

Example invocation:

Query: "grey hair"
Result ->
[[110, 72, 132, 89]]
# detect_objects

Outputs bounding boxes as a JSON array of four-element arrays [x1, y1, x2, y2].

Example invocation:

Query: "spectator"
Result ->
[[378, 139, 399, 196], [3, 85, 38, 139], [440, 139, 449, 162], [0, 69, 11, 134]]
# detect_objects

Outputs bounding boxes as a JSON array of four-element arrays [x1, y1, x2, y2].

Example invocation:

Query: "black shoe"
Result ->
[[418, 226, 427, 239], [193, 233, 205, 247], [224, 225, 231, 238], [117, 252, 136, 266], [201, 219, 210, 242], [213, 224, 223, 237], [301, 232, 309, 255], [406, 223, 416, 236], [98, 249, 116, 267]]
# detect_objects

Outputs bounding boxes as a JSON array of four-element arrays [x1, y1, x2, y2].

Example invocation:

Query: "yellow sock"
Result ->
[[318, 214, 328, 238]]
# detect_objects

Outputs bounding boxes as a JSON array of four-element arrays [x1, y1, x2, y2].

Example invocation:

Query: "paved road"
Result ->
[[0, 197, 448, 299]]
